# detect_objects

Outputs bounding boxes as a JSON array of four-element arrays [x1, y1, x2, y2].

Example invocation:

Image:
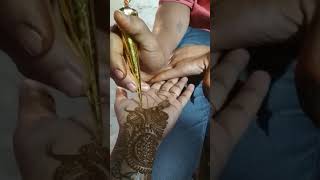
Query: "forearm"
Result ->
[[153, 2, 190, 61], [111, 129, 153, 179]]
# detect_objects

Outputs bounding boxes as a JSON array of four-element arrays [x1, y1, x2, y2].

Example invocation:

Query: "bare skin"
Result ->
[[0, 0, 108, 97], [213, 0, 320, 127], [111, 78, 194, 179], [110, 2, 190, 91], [209, 50, 271, 179]]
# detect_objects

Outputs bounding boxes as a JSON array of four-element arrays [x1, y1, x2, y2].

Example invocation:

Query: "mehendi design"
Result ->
[[111, 100, 170, 179], [47, 139, 109, 180]]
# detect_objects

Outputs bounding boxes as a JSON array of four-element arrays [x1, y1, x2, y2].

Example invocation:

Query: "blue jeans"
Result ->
[[221, 63, 320, 180], [152, 27, 211, 179]]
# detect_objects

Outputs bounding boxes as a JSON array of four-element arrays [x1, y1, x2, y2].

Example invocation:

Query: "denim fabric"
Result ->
[[152, 27, 211, 179], [221, 63, 320, 180]]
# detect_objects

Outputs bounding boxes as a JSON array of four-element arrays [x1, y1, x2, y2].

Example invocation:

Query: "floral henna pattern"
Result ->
[[47, 140, 109, 180], [111, 100, 170, 179]]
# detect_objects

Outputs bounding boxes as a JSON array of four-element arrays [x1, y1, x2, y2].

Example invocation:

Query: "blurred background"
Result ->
[[0, 52, 21, 179], [0, 0, 158, 179]]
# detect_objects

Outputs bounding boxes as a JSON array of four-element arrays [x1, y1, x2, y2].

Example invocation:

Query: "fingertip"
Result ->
[[112, 69, 125, 80], [249, 70, 271, 91], [141, 82, 150, 91], [252, 71, 271, 83], [226, 49, 250, 66], [181, 77, 188, 82], [187, 84, 195, 91], [126, 82, 137, 92], [114, 10, 129, 27]]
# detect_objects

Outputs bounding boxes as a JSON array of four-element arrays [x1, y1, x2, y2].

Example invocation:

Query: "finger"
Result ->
[[217, 71, 271, 144], [150, 56, 208, 82], [151, 81, 166, 90], [22, 26, 85, 97], [177, 84, 195, 106], [210, 49, 249, 111], [141, 82, 150, 91], [214, 0, 316, 50], [110, 32, 127, 80], [114, 10, 154, 46], [110, 32, 150, 92], [171, 45, 210, 64], [7, 2, 86, 97], [115, 87, 128, 105], [18, 79, 57, 131], [0, 0, 53, 57], [114, 10, 165, 73], [169, 77, 188, 97], [159, 78, 179, 92]]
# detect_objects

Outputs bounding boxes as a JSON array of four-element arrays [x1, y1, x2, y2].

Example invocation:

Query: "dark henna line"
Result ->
[[156, 92, 169, 101], [142, 93, 158, 107], [111, 100, 170, 178], [47, 139, 109, 180]]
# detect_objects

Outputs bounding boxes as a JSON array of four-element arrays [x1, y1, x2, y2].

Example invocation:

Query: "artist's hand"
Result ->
[[0, 0, 108, 97], [111, 10, 166, 91], [214, 0, 317, 49], [150, 45, 210, 82], [209, 50, 271, 179], [114, 77, 194, 137], [14, 79, 109, 180]]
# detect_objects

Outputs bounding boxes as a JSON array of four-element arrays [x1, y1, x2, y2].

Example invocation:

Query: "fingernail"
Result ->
[[113, 69, 124, 79], [141, 82, 150, 91], [127, 82, 136, 91], [116, 10, 129, 20], [16, 24, 44, 57]]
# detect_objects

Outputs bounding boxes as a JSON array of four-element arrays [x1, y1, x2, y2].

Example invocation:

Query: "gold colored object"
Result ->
[[119, 5, 143, 107], [58, 0, 103, 144]]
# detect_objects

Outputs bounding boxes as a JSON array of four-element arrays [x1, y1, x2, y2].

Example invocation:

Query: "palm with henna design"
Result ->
[[115, 77, 195, 138], [111, 78, 194, 179]]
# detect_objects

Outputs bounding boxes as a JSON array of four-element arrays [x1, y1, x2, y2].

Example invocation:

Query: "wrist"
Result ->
[[111, 125, 162, 179]]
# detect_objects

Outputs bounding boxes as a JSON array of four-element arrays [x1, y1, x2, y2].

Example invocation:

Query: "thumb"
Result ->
[[113, 10, 155, 49], [17, 79, 57, 131], [0, 0, 54, 57]]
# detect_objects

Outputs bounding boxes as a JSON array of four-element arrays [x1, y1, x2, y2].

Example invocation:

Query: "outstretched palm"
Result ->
[[114, 77, 194, 138]]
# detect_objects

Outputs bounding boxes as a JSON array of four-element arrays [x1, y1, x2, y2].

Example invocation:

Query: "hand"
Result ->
[[150, 45, 210, 82], [0, 0, 108, 97], [14, 79, 109, 180], [111, 78, 194, 178], [110, 11, 166, 91], [214, 0, 318, 49], [214, 0, 320, 126], [114, 77, 195, 138], [209, 50, 271, 179]]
